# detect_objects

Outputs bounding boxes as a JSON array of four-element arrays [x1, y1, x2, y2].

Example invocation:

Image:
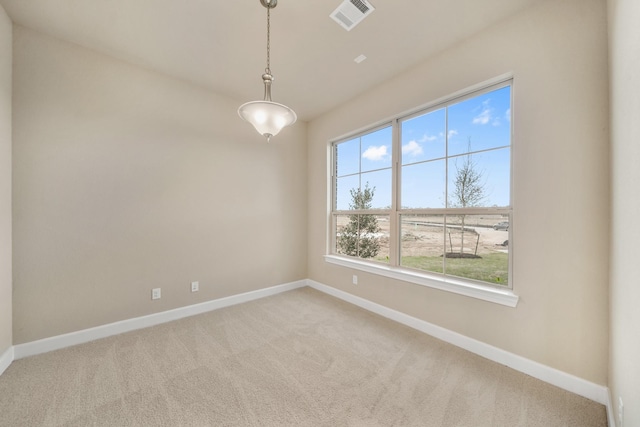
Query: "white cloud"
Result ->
[[473, 107, 492, 125], [505, 108, 511, 122], [420, 134, 438, 142], [448, 129, 458, 139], [402, 140, 423, 157], [362, 145, 389, 161]]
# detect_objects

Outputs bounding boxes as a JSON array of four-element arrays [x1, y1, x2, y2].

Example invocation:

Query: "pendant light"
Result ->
[[238, 0, 297, 142]]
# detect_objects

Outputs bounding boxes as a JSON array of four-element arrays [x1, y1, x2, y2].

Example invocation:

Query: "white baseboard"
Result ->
[[13, 280, 307, 360], [306, 279, 610, 407], [0, 346, 13, 376]]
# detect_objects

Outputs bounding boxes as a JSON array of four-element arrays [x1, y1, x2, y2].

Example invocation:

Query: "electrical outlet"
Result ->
[[618, 397, 624, 427], [191, 281, 199, 292], [352, 275, 358, 285], [151, 288, 161, 300]]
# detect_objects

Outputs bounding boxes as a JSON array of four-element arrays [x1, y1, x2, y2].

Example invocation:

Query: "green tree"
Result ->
[[450, 139, 486, 254], [338, 183, 381, 258]]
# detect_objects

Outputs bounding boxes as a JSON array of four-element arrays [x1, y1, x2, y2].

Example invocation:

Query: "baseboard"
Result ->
[[0, 346, 13, 376], [306, 279, 610, 407], [13, 280, 307, 360]]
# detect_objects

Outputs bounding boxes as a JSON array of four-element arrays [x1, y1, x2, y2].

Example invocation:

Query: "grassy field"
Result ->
[[400, 252, 509, 285]]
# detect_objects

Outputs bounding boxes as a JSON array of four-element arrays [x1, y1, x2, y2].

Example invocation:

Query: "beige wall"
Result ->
[[308, 0, 610, 385], [608, 0, 640, 424], [0, 4, 12, 355], [12, 26, 307, 344]]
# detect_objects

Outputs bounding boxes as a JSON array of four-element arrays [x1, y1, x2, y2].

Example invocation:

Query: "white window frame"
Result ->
[[326, 75, 518, 307]]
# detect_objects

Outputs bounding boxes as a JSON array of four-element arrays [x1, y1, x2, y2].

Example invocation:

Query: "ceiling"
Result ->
[[0, 0, 543, 121]]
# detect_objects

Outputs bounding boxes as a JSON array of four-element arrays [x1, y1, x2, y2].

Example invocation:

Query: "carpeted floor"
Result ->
[[0, 287, 607, 426]]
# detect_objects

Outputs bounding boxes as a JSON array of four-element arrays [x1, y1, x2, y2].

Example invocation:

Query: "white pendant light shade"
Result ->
[[238, 100, 297, 141]]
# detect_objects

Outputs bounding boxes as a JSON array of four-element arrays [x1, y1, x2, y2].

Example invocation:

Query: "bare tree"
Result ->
[[450, 139, 486, 254]]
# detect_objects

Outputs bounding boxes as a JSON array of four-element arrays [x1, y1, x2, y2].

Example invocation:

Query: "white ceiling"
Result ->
[[0, 0, 543, 121]]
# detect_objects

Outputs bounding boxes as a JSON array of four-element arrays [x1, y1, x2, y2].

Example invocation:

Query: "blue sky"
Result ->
[[335, 85, 511, 210]]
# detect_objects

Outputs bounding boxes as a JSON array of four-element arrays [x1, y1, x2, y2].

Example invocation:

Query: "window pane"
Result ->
[[443, 214, 509, 285], [401, 160, 446, 209], [361, 126, 392, 172], [401, 108, 446, 164], [447, 86, 511, 157], [335, 214, 390, 262], [335, 175, 359, 210], [400, 214, 445, 274], [361, 169, 392, 209], [336, 174, 390, 211], [447, 148, 510, 208], [336, 138, 360, 177]]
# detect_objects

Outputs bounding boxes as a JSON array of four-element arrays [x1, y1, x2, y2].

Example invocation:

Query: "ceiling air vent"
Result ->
[[330, 0, 375, 31]]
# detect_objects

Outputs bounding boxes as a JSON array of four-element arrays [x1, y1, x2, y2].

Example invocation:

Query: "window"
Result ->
[[334, 125, 392, 262], [330, 80, 513, 297]]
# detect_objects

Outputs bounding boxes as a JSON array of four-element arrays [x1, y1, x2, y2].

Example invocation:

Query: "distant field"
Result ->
[[336, 213, 510, 285]]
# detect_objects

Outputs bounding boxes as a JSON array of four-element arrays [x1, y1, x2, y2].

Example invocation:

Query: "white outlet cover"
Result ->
[[191, 281, 199, 292], [152, 288, 161, 300]]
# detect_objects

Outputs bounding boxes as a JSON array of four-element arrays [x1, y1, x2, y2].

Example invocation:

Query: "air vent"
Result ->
[[330, 0, 375, 31]]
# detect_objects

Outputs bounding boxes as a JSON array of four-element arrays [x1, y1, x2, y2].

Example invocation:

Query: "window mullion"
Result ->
[[389, 119, 400, 267], [445, 106, 449, 209]]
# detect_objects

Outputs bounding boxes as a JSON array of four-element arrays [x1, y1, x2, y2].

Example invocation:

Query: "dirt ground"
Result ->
[[336, 214, 509, 258]]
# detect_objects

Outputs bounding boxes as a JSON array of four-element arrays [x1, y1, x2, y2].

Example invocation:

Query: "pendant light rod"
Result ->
[[262, 0, 274, 102], [263, 0, 273, 73]]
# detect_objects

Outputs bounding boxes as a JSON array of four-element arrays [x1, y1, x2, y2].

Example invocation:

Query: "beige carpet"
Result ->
[[0, 287, 607, 426]]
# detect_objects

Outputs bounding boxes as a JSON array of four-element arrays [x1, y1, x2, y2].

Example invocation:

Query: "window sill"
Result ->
[[324, 255, 519, 307]]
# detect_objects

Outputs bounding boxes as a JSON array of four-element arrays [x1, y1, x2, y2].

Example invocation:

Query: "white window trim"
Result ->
[[326, 75, 518, 308], [324, 255, 519, 307]]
